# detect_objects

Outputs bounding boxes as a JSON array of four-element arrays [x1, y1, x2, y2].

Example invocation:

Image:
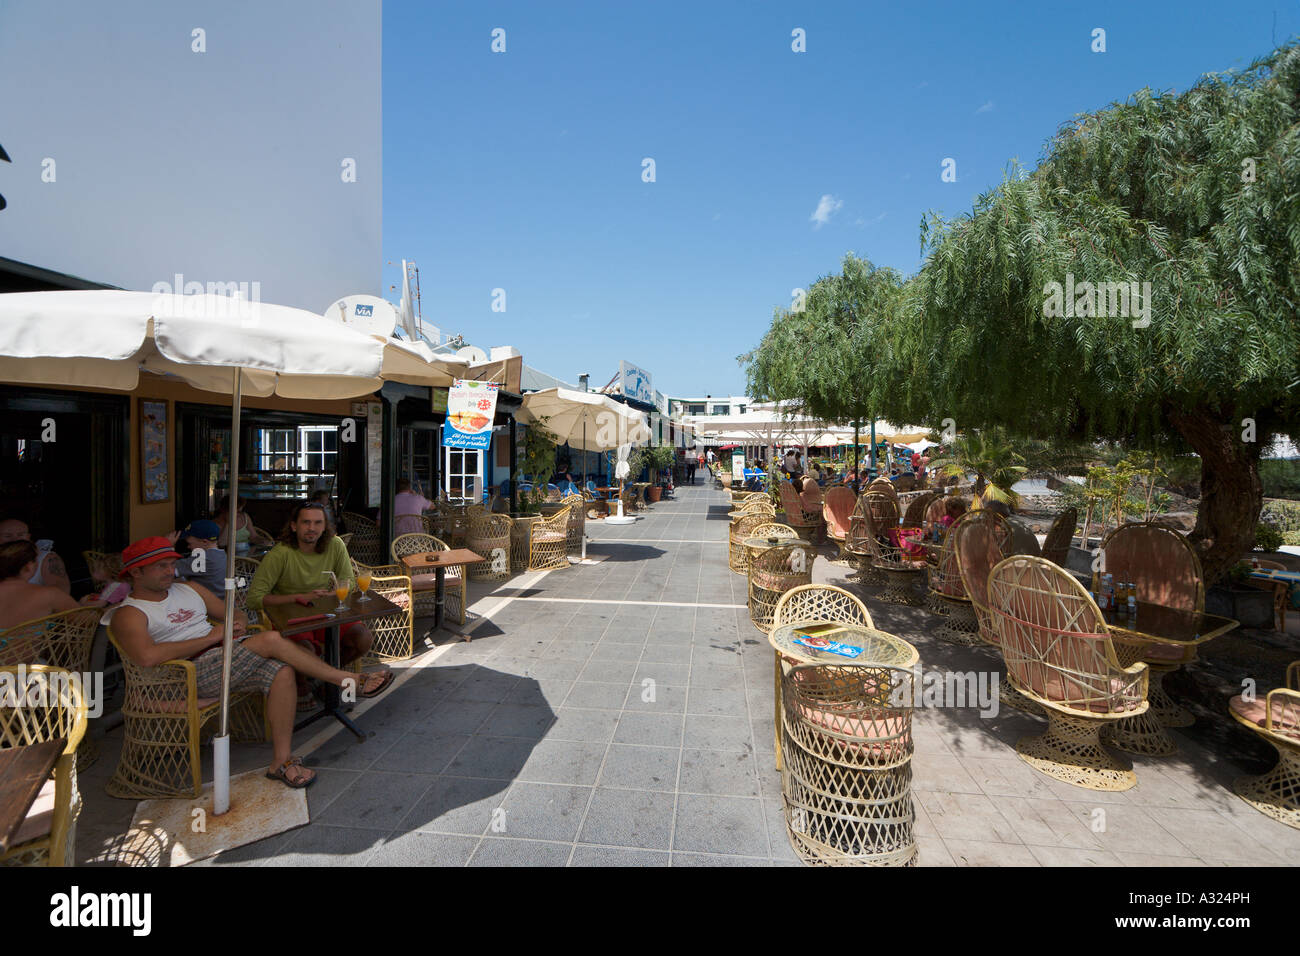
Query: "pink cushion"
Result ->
[[1143, 642, 1185, 663], [410, 572, 460, 592], [11, 778, 55, 846], [1230, 694, 1300, 733]]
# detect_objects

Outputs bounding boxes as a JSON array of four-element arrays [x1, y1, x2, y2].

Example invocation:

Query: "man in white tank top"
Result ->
[[109, 536, 393, 789]]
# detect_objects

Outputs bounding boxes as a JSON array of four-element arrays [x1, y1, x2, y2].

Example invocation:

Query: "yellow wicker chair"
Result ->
[[0, 665, 87, 867], [0, 606, 103, 770], [82, 550, 123, 591], [341, 511, 383, 566], [231, 556, 265, 630], [729, 512, 772, 574], [467, 513, 513, 581], [420, 512, 445, 539], [987, 555, 1149, 791], [1228, 661, 1300, 829], [359, 573, 418, 663], [731, 490, 767, 506], [751, 523, 798, 540], [561, 493, 586, 554], [770, 585, 873, 771], [1041, 507, 1078, 566], [849, 499, 926, 606], [104, 626, 267, 799], [528, 506, 571, 572], [390, 533, 467, 625], [748, 542, 816, 634], [336, 532, 353, 551]]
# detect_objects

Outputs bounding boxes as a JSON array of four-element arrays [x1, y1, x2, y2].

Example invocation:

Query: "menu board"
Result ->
[[366, 401, 383, 508], [732, 452, 745, 482], [443, 379, 499, 450]]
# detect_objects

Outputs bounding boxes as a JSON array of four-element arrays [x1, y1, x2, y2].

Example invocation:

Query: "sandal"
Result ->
[[358, 669, 395, 698], [266, 756, 316, 789]]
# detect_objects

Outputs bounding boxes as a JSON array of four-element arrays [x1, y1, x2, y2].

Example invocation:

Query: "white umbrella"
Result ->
[[0, 289, 394, 815]]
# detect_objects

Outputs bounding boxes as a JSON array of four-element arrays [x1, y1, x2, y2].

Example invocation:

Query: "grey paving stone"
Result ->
[[469, 837, 573, 866], [683, 714, 754, 753], [477, 703, 557, 739], [416, 699, 497, 736], [399, 774, 510, 835], [634, 661, 689, 685], [443, 735, 542, 780], [672, 852, 771, 866], [678, 748, 761, 797], [265, 823, 387, 866], [638, 642, 694, 665], [578, 788, 677, 850], [570, 845, 671, 867], [313, 769, 437, 830], [518, 738, 608, 786], [578, 659, 640, 683], [673, 794, 769, 857], [685, 684, 750, 718], [548, 707, 621, 743], [366, 831, 480, 866], [613, 712, 685, 748], [495, 783, 592, 842], [597, 744, 680, 792], [371, 731, 471, 775], [622, 681, 687, 713], [304, 767, 364, 817]]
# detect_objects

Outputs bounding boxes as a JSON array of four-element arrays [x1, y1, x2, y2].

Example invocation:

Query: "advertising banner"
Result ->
[[619, 361, 654, 405], [442, 379, 499, 450], [732, 452, 745, 483]]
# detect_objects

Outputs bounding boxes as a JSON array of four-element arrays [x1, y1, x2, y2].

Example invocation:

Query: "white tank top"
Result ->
[[113, 583, 211, 643]]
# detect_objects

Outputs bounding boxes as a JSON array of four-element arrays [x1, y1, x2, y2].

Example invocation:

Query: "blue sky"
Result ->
[[382, 0, 1298, 399]]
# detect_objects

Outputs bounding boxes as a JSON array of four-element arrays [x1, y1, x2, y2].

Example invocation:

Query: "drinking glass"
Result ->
[[357, 572, 373, 602], [334, 581, 350, 612]]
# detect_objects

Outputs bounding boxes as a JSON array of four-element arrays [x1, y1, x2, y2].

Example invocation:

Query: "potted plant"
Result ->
[[646, 446, 676, 502], [514, 420, 558, 517]]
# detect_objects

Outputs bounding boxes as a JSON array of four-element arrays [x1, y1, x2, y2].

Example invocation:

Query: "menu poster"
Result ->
[[442, 379, 499, 450], [731, 452, 745, 482], [366, 401, 383, 508], [139, 399, 169, 503]]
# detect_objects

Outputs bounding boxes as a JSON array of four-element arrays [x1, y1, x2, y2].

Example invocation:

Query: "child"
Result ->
[[173, 519, 228, 596]]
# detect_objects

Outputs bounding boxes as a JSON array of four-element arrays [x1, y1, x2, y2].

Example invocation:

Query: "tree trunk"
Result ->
[[1166, 405, 1262, 586]]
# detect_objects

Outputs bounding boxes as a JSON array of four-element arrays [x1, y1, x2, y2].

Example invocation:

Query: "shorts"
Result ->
[[192, 642, 285, 698], [290, 621, 368, 656]]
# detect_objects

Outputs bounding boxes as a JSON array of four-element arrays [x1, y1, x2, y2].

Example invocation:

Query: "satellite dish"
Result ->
[[324, 295, 398, 337], [456, 345, 489, 364]]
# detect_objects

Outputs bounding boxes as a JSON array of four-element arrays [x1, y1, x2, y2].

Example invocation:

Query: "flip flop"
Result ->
[[358, 669, 396, 698], [266, 756, 316, 789]]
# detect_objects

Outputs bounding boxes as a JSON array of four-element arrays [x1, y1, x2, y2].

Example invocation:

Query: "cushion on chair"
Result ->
[[1230, 694, 1300, 733], [1022, 672, 1145, 714], [409, 572, 461, 592], [11, 778, 55, 846]]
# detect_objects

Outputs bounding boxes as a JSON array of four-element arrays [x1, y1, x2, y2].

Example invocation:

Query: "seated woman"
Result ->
[[215, 496, 274, 553]]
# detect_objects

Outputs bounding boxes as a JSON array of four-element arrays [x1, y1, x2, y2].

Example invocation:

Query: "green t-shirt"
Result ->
[[245, 537, 354, 611]]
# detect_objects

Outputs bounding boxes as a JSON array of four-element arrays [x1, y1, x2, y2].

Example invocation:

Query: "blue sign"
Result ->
[[443, 423, 491, 450], [354, 304, 373, 317]]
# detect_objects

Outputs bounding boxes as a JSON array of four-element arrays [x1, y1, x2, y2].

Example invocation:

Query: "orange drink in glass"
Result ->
[[357, 572, 373, 602], [334, 581, 350, 612]]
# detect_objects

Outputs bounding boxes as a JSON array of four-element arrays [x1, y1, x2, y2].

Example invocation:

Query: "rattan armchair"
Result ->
[[778, 481, 823, 542], [528, 506, 571, 572], [467, 513, 513, 580], [0, 606, 103, 770], [1229, 660, 1300, 829], [341, 511, 383, 566], [748, 542, 815, 633], [781, 662, 917, 866], [822, 486, 857, 564], [988, 555, 1149, 791], [729, 512, 772, 574], [848, 498, 926, 605], [751, 523, 798, 539], [0, 665, 87, 867], [900, 492, 937, 529], [359, 573, 418, 662], [104, 627, 267, 799], [1041, 507, 1078, 566], [390, 533, 468, 624], [231, 555, 264, 630], [950, 510, 1014, 647], [1099, 522, 1204, 728], [561, 493, 586, 554]]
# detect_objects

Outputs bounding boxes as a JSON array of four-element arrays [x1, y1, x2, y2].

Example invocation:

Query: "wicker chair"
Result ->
[[1041, 507, 1078, 566], [729, 512, 772, 574], [1099, 522, 1204, 729], [105, 627, 267, 799], [467, 513, 513, 581], [748, 543, 815, 634], [731, 491, 767, 507], [0, 666, 87, 867], [987, 555, 1148, 791], [0, 606, 104, 770], [900, 492, 937, 529], [528, 506, 571, 572], [359, 573, 418, 663], [336, 532, 353, 550], [781, 662, 917, 866], [389, 533, 468, 624], [849, 503, 926, 606], [82, 550, 122, 591], [949, 510, 1014, 647], [770, 585, 874, 771], [561, 493, 586, 554], [822, 486, 858, 564], [231, 555, 264, 630], [894, 474, 917, 492], [778, 480, 823, 542], [867, 478, 898, 499], [341, 511, 383, 566], [1228, 660, 1300, 829], [751, 523, 798, 540]]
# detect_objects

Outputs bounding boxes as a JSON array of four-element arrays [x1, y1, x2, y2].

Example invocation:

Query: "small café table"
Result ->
[[742, 534, 806, 568], [398, 549, 486, 638], [264, 592, 401, 741], [0, 738, 66, 853], [767, 622, 919, 771], [1100, 601, 1239, 756]]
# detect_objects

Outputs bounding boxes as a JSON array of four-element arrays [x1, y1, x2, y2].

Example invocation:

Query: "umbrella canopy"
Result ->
[[517, 387, 650, 451], [0, 290, 388, 396]]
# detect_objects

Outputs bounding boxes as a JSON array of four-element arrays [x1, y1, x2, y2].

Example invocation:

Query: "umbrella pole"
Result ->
[[214, 367, 242, 816], [581, 418, 587, 561]]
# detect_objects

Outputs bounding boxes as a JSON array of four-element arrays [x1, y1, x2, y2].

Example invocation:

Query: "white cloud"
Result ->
[[976, 100, 994, 114], [809, 194, 843, 229]]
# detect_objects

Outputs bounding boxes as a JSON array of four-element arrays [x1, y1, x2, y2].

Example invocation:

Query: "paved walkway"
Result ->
[[75, 482, 1300, 866]]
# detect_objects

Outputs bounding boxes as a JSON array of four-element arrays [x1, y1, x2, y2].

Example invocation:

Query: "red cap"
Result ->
[[120, 537, 181, 578]]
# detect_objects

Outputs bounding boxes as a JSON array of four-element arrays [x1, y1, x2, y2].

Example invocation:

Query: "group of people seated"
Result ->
[[0, 499, 395, 790]]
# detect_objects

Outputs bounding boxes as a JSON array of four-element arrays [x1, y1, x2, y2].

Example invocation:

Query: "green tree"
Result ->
[[927, 428, 1028, 505]]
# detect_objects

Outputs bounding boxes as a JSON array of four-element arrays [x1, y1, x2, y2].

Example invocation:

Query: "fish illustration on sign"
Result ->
[[0, 141, 10, 211]]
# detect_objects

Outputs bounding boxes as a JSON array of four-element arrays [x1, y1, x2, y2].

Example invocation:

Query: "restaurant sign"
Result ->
[[442, 379, 499, 450], [619, 361, 654, 406]]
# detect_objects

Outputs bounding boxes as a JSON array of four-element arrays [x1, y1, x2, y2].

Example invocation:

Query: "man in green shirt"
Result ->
[[246, 501, 374, 667]]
